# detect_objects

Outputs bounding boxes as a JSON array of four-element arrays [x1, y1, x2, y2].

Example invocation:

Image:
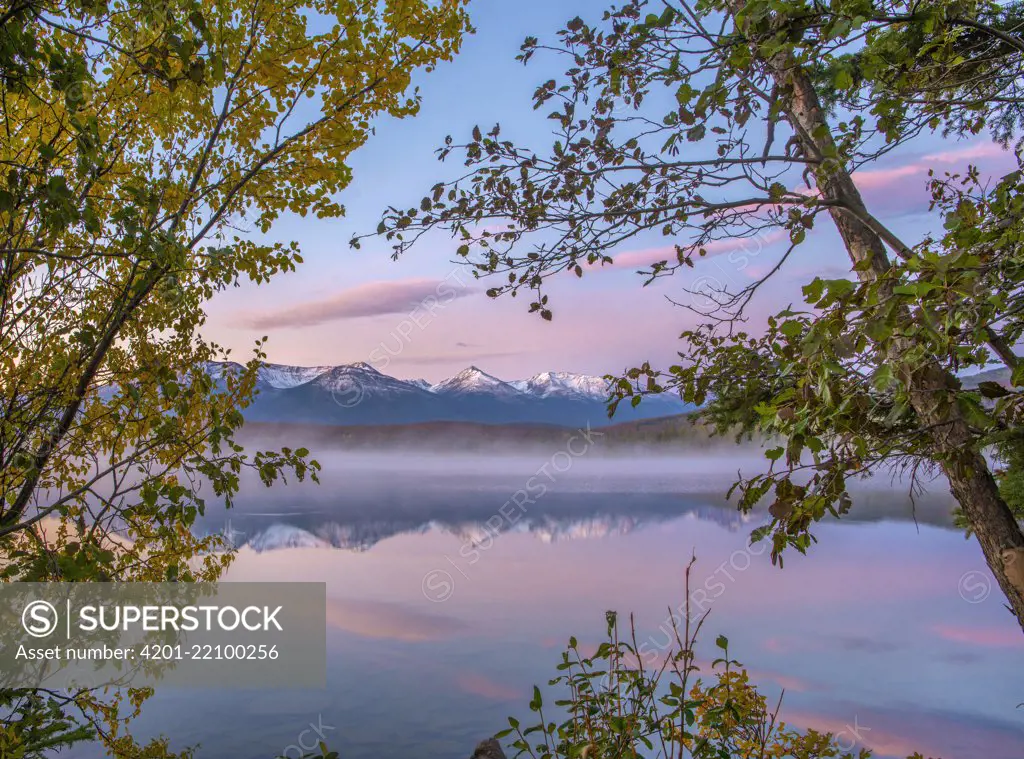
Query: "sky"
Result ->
[[201, 2, 1017, 383]]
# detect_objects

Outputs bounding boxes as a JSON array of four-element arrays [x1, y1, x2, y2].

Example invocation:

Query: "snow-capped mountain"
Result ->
[[209, 361, 690, 427], [258, 363, 336, 389], [431, 366, 523, 397], [309, 363, 432, 400], [510, 371, 611, 400]]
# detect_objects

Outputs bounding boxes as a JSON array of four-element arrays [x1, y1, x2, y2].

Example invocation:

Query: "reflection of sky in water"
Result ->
[[68, 460, 1024, 759]]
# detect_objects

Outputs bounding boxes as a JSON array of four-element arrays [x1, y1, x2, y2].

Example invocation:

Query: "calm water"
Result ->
[[67, 452, 1024, 759]]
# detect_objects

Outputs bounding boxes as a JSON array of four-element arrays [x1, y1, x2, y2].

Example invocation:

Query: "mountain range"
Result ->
[[209, 506, 759, 554], [211, 361, 691, 427]]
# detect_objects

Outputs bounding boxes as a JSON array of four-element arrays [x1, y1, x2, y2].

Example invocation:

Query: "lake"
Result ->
[[65, 451, 1024, 759]]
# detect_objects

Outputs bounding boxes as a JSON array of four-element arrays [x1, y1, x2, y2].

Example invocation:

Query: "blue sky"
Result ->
[[202, 1, 1013, 382]]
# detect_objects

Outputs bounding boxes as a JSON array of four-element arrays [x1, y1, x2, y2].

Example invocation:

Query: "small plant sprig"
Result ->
[[498, 557, 921, 759]]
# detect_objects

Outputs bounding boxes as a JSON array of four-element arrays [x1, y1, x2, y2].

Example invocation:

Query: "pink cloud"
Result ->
[[783, 710, 945, 758], [850, 163, 924, 190], [689, 658, 818, 694], [783, 703, 1024, 759], [605, 142, 1011, 276], [854, 141, 1010, 191], [455, 672, 521, 701], [745, 667, 815, 693], [611, 230, 790, 271], [761, 636, 791, 653], [235, 276, 476, 329], [850, 141, 1016, 215], [925, 142, 1007, 163], [931, 624, 1024, 648], [789, 141, 1012, 216], [324, 598, 469, 641]]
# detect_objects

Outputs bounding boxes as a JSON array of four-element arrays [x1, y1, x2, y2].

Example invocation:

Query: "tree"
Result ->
[[359, 0, 1024, 630], [0, 0, 470, 753]]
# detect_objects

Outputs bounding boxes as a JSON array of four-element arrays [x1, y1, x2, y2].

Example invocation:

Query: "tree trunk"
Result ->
[[753, 39, 1024, 630]]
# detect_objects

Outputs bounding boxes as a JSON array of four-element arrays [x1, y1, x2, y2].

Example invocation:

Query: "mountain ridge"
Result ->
[[241, 361, 623, 400], [211, 361, 691, 427]]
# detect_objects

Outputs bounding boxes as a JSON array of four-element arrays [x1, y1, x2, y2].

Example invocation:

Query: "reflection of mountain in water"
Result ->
[[200, 485, 952, 554], [245, 524, 330, 551], [198, 485, 759, 554], [194, 458, 958, 554], [214, 508, 754, 554]]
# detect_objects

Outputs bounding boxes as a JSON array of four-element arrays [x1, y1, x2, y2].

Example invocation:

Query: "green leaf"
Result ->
[[978, 381, 1009, 399], [779, 320, 803, 339]]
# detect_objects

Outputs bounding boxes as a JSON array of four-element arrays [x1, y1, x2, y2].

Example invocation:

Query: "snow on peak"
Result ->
[[313, 363, 432, 398], [511, 371, 611, 400], [256, 362, 389, 391], [205, 360, 246, 378], [431, 366, 523, 396], [212, 361, 629, 403], [257, 363, 334, 389], [348, 361, 382, 374], [408, 378, 434, 392]]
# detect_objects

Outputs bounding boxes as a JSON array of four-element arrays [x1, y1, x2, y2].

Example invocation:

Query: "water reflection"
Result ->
[[194, 454, 959, 555], [68, 459, 1023, 759]]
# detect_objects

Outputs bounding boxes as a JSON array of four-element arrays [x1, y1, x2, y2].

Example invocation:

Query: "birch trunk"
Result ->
[[741, 25, 1024, 629]]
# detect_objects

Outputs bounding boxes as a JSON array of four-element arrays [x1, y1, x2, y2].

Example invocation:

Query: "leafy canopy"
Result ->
[[0, 0, 470, 753], [359, 0, 1024, 576]]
